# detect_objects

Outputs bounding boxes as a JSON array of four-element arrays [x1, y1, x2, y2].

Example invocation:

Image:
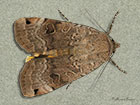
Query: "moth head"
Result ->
[[111, 38, 120, 53]]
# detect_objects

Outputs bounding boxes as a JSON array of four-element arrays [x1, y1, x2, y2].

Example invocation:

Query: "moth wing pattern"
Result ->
[[14, 17, 119, 97], [14, 17, 78, 54], [20, 57, 73, 97], [20, 54, 107, 97]]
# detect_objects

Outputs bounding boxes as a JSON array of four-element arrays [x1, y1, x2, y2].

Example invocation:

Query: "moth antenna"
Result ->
[[57, 9, 69, 21], [83, 8, 106, 33], [107, 10, 119, 35], [88, 54, 114, 91], [110, 59, 127, 74]]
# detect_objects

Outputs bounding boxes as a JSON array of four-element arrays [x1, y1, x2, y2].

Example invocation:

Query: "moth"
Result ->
[[14, 10, 126, 97]]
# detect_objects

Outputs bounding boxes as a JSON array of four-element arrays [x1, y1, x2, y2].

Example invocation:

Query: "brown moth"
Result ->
[[14, 11, 124, 97]]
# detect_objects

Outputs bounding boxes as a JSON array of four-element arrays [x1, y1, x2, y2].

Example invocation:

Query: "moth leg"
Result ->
[[58, 9, 69, 21], [107, 11, 119, 35], [25, 56, 35, 62], [25, 53, 40, 62], [110, 59, 127, 74], [33, 53, 40, 57], [66, 82, 72, 90]]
